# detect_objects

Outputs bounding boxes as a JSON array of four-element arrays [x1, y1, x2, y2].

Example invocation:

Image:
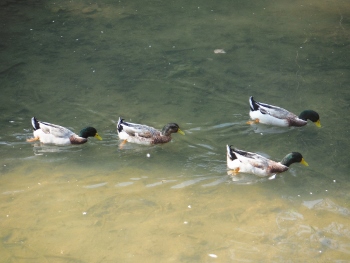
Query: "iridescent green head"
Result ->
[[280, 152, 308, 167], [79, 127, 102, 140], [299, 110, 321, 127], [161, 123, 185, 136]]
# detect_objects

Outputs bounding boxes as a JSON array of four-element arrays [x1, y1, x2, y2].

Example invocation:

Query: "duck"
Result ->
[[117, 117, 185, 147], [248, 96, 321, 127], [226, 145, 308, 177], [26, 117, 102, 145]]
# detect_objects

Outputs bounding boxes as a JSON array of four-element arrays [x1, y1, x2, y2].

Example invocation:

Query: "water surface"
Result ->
[[1, 0, 350, 262]]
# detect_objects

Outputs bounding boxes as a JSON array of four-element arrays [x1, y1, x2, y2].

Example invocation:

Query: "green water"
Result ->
[[1, 0, 350, 262]]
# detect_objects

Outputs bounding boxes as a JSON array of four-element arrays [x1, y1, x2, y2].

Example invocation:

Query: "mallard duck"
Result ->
[[117, 117, 185, 147], [248, 96, 321, 127], [226, 145, 308, 177], [26, 117, 102, 145]]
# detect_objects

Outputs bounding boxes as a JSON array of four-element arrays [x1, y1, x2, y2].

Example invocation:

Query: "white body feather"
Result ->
[[32, 119, 76, 145], [33, 129, 72, 145], [118, 130, 153, 145], [226, 151, 273, 177], [117, 118, 160, 145], [249, 110, 289, 127], [226, 145, 288, 177], [249, 96, 307, 127]]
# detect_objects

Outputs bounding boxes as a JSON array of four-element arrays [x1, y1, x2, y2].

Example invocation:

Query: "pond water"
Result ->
[[1, 0, 350, 262]]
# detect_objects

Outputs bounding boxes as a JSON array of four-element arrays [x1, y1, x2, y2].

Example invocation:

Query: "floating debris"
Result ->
[[214, 49, 226, 54]]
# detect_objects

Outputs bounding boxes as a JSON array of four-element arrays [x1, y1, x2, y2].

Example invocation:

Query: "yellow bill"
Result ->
[[315, 120, 321, 128], [94, 133, 103, 140], [301, 158, 309, 166], [177, 129, 185, 135]]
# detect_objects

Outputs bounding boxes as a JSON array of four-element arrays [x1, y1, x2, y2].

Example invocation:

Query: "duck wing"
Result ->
[[118, 118, 159, 138], [233, 148, 270, 170], [38, 121, 74, 138], [256, 101, 295, 120], [258, 102, 287, 117]]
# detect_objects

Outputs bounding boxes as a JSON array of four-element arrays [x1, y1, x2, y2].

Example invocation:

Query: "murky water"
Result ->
[[1, 0, 350, 262]]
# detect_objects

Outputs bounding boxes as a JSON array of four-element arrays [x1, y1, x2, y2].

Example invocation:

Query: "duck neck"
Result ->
[[161, 125, 173, 136], [280, 154, 293, 167], [280, 152, 302, 167], [161, 128, 169, 136]]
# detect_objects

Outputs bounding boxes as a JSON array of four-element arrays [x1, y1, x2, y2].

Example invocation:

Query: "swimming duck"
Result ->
[[248, 96, 321, 127], [26, 117, 102, 145], [117, 117, 185, 147], [226, 145, 308, 177]]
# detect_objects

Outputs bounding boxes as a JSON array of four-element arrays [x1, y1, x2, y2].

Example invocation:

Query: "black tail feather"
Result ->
[[117, 117, 124, 133], [249, 96, 259, 111], [31, 117, 40, 130], [226, 145, 237, 161]]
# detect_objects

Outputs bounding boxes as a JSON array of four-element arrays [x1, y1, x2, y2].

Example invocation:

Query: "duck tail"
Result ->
[[249, 96, 259, 111], [31, 117, 40, 130], [117, 117, 124, 133], [226, 145, 237, 161]]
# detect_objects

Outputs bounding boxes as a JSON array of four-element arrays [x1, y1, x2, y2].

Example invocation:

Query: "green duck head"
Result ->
[[161, 123, 185, 136], [299, 110, 321, 127], [280, 152, 308, 167], [79, 127, 102, 140]]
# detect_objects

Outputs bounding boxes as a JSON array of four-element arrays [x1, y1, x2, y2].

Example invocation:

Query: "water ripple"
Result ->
[[303, 198, 350, 216]]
